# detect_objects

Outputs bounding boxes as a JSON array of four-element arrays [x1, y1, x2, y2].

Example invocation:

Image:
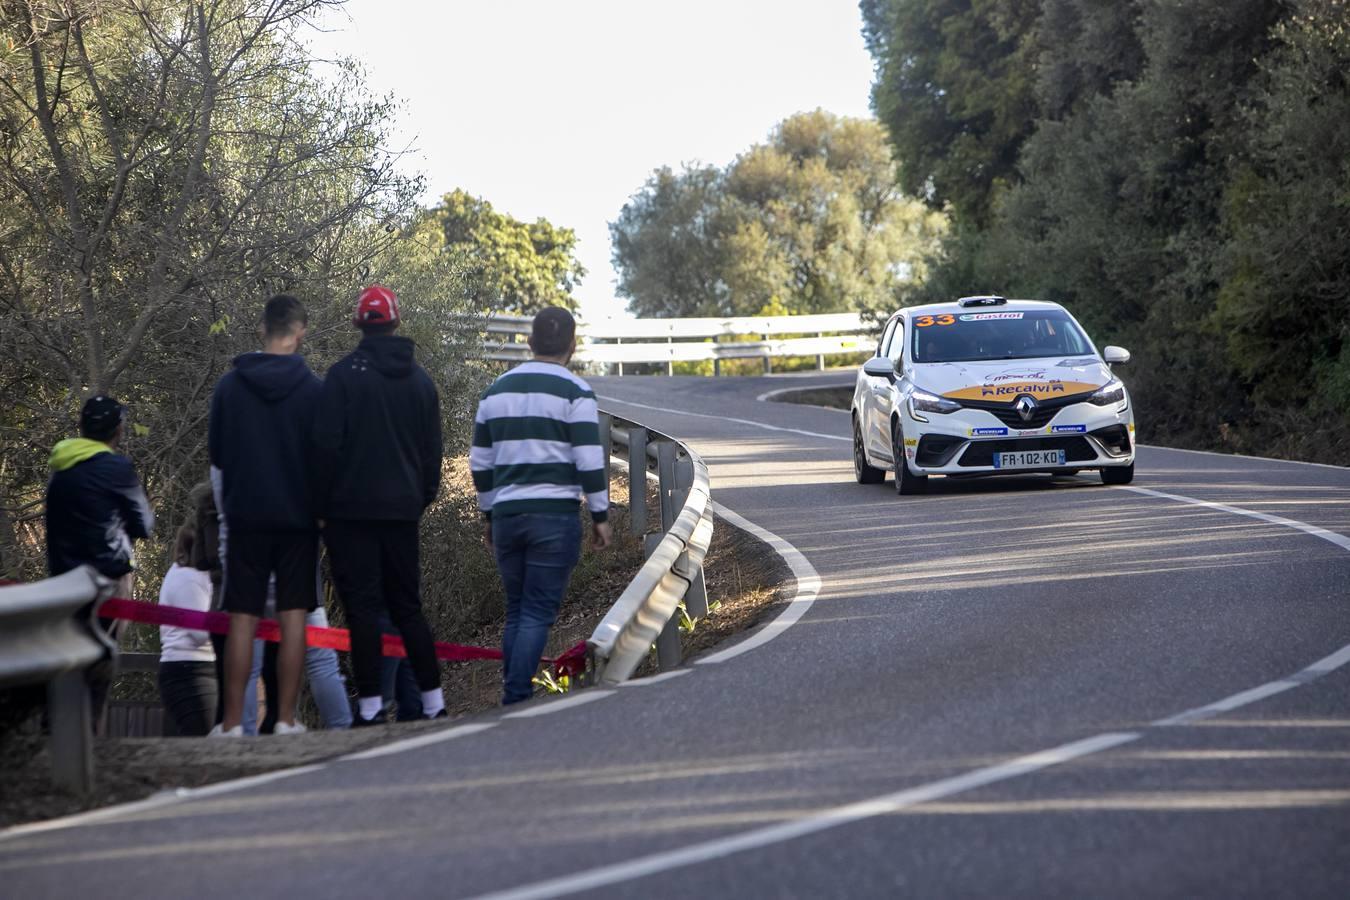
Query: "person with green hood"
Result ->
[[45, 393, 155, 730], [45, 394, 155, 587]]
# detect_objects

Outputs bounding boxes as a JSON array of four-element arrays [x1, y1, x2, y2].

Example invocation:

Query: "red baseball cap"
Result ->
[[354, 284, 400, 326]]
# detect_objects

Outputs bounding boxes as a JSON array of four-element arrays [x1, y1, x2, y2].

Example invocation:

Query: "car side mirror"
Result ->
[[1103, 346, 1131, 366], [863, 357, 896, 380]]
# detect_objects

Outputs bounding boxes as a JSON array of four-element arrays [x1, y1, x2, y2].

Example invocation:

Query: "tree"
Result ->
[[1215, 0, 1350, 455], [608, 165, 732, 318], [429, 189, 584, 314], [861, 0, 1041, 226], [0, 0, 440, 577], [610, 111, 944, 318]]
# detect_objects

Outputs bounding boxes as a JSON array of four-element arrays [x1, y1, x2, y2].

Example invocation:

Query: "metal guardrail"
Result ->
[[588, 413, 714, 685], [482, 312, 873, 373], [0, 566, 115, 793]]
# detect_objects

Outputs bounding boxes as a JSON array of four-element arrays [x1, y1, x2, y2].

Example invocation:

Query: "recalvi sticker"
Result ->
[[942, 380, 1101, 401]]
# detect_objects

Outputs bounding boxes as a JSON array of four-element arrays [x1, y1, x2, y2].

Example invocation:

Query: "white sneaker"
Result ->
[[208, 724, 243, 738], [273, 720, 307, 736]]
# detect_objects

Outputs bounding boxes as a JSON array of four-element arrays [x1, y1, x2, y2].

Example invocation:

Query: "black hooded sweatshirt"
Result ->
[[208, 352, 323, 533], [312, 334, 442, 521]]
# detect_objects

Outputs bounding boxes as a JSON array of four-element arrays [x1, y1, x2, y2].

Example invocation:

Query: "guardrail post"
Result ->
[[598, 412, 613, 501], [644, 532, 682, 671], [48, 669, 94, 794], [616, 337, 624, 377], [763, 333, 772, 375], [628, 426, 648, 536], [816, 331, 825, 371], [657, 441, 678, 532], [684, 564, 709, 620]]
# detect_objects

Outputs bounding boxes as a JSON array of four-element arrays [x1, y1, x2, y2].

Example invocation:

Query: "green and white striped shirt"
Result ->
[[470, 361, 609, 522]]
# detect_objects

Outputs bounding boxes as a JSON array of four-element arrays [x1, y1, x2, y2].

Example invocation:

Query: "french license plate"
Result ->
[[994, 449, 1066, 469]]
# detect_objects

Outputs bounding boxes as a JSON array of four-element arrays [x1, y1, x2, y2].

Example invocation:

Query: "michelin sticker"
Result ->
[[1051, 424, 1087, 433], [969, 427, 1008, 436]]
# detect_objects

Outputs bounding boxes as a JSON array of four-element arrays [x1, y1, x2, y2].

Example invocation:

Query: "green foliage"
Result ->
[[430, 189, 585, 315], [610, 111, 945, 318], [861, 0, 1041, 226], [0, 1, 485, 579], [865, 0, 1349, 462]]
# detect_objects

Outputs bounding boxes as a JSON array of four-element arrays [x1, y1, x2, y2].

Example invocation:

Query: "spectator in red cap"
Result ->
[[312, 284, 447, 724]]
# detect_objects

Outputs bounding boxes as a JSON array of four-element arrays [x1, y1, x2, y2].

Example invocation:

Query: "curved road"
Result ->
[[3, 374, 1349, 898]]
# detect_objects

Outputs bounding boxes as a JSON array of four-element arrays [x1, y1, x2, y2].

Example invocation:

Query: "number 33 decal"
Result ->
[[915, 314, 955, 327]]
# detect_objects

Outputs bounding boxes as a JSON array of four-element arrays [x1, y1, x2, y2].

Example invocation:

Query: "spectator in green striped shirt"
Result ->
[[471, 307, 612, 704]]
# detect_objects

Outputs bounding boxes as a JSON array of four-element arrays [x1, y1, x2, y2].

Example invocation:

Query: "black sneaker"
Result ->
[[352, 709, 388, 727]]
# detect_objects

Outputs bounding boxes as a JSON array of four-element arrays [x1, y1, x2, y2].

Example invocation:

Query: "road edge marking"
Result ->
[[469, 732, 1141, 900]]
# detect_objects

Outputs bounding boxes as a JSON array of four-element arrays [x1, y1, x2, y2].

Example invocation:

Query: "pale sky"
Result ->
[[305, 1, 877, 322]]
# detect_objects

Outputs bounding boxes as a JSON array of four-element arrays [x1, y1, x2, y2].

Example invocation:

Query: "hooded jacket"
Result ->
[[45, 438, 155, 578], [208, 352, 323, 533], [312, 334, 442, 521]]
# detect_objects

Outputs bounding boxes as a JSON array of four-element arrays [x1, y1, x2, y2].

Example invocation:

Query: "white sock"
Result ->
[[358, 696, 383, 721], [421, 689, 445, 718]]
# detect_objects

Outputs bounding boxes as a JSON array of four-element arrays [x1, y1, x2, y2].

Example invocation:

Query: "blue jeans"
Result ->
[[493, 513, 582, 705], [379, 611, 424, 721], [243, 606, 352, 733]]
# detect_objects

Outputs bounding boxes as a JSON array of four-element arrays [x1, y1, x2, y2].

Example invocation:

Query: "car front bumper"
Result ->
[[900, 399, 1135, 475]]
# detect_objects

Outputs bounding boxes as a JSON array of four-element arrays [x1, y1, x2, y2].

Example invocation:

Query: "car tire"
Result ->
[[853, 415, 885, 484], [892, 419, 927, 495], [1101, 462, 1135, 485]]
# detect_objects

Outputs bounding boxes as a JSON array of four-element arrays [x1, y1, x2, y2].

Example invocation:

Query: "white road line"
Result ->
[[1123, 486, 1350, 553], [471, 732, 1140, 900], [1139, 442, 1348, 472], [598, 395, 850, 443], [502, 691, 615, 719], [1120, 485, 1350, 727], [618, 669, 690, 687], [0, 763, 327, 842], [340, 724, 497, 761], [695, 502, 822, 666]]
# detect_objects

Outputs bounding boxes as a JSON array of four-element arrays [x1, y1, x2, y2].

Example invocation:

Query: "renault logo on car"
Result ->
[[1015, 394, 1038, 422]]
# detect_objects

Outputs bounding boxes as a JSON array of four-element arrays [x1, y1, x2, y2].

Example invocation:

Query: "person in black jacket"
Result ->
[[313, 284, 447, 724], [46, 395, 155, 584], [45, 394, 155, 730], [207, 294, 323, 737]]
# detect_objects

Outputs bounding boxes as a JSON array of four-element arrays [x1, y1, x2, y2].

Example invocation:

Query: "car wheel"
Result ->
[[892, 419, 927, 495], [1101, 462, 1135, 485], [853, 415, 885, 484]]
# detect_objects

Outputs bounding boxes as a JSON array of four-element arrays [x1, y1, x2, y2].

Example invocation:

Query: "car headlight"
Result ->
[[1088, 379, 1127, 407], [909, 388, 961, 416]]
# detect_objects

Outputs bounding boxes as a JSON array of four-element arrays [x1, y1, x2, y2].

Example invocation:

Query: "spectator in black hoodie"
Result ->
[[313, 284, 447, 724], [45, 394, 155, 730], [207, 294, 322, 737]]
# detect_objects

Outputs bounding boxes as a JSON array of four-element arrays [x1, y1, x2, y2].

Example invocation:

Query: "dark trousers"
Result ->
[[210, 631, 227, 725], [158, 661, 217, 736], [492, 513, 581, 705], [324, 520, 439, 698]]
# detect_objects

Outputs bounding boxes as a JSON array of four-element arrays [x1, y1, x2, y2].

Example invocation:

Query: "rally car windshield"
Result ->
[[910, 309, 1096, 363]]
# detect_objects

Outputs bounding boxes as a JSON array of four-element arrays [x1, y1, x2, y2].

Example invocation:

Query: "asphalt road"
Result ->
[[3, 373, 1348, 899]]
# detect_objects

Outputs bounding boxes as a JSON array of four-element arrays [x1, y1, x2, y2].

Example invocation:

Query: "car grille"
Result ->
[[957, 391, 1095, 429], [958, 436, 1096, 467]]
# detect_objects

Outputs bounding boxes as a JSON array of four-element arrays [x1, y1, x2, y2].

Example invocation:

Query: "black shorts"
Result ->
[[222, 531, 319, 617]]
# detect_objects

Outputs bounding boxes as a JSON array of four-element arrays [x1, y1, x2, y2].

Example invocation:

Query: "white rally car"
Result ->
[[851, 296, 1136, 494]]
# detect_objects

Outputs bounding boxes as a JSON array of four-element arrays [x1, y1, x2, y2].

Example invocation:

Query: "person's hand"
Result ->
[[591, 521, 613, 551], [482, 521, 494, 553]]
